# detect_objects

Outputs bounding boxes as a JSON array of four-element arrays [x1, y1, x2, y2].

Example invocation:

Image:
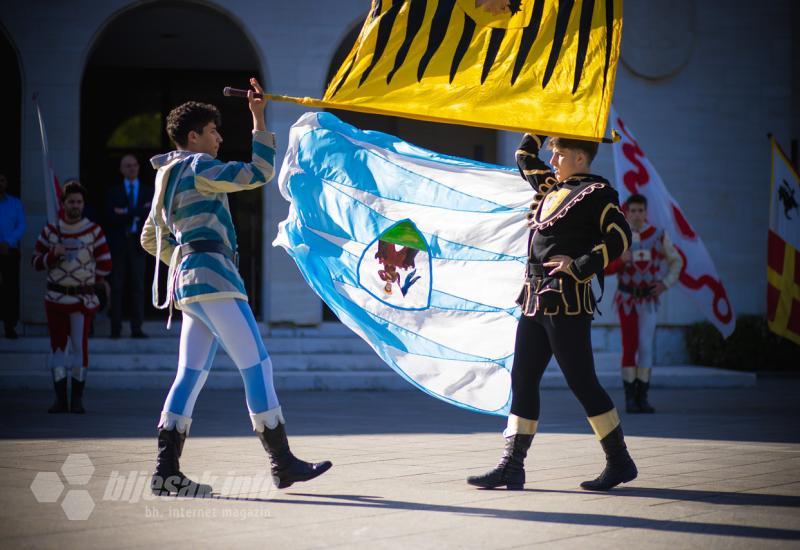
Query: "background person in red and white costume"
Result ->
[[606, 194, 682, 414], [31, 180, 112, 414]]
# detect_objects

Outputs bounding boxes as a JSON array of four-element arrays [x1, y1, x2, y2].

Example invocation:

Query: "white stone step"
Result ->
[[0, 336, 375, 355], [0, 365, 755, 391], [0, 370, 406, 390], [11, 321, 690, 360], [0, 351, 388, 372], [16, 320, 360, 339], [0, 348, 628, 373], [9, 321, 693, 366]]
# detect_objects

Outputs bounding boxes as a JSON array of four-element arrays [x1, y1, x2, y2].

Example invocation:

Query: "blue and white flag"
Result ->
[[274, 112, 531, 415]]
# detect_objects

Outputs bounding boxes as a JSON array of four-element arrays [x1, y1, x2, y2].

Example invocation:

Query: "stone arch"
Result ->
[[0, 23, 23, 197], [80, 0, 266, 317]]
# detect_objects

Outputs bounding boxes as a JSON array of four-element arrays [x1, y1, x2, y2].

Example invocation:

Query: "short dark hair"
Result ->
[[62, 179, 86, 201], [548, 137, 599, 163], [166, 101, 221, 147], [626, 193, 648, 208]]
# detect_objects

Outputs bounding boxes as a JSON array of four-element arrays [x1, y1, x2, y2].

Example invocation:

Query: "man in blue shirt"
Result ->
[[0, 173, 26, 339]]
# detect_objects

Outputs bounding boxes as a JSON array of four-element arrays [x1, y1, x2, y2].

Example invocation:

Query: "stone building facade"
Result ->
[[1, 0, 798, 334]]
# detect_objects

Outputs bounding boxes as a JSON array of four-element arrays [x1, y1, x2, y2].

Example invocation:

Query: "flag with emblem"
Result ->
[[767, 137, 800, 345], [274, 112, 532, 415], [610, 109, 735, 337], [270, 0, 623, 141]]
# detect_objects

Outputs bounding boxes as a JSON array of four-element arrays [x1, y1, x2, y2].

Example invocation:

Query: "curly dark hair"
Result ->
[[62, 179, 87, 201], [548, 137, 599, 163], [165, 101, 221, 147]]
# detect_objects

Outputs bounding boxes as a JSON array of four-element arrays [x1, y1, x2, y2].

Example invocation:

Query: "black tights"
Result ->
[[510, 313, 614, 421]]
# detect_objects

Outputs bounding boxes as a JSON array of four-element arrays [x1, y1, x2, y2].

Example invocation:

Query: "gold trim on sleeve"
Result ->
[[565, 262, 593, 284], [599, 203, 623, 231], [608, 222, 630, 251], [587, 408, 621, 440], [563, 263, 579, 281], [523, 168, 551, 175], [592, 242, 610, 268]]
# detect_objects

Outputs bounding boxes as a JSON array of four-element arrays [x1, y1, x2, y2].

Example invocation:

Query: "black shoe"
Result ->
[[48, 378, 69, 413], [110, 330, 121, 340], [624, 381, 642, 414], [258, 423, 332, 489], [467, 433, 533, 490], [151, 428, 212, 496], [4, 326, 18, 339], [131, 329, 149, 339], [636, 381, 656, 413], [580, 426, 638, 491], [70, 378, 86, 414]]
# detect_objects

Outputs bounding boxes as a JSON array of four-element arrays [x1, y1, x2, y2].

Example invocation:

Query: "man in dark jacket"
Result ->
[[467, 134, 638, 492], [106, 154, 152, 338]]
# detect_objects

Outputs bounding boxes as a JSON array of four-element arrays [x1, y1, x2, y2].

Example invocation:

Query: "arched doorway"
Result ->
[[0, 25, 22, 197], [80, 1, 264, 318], [321, 21, 498, 321]]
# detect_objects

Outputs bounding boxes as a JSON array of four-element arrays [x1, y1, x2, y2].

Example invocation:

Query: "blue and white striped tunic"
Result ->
[[141, 130, 276, 310]]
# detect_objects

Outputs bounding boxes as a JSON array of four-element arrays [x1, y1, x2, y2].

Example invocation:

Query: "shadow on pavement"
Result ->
[[211, 492, 800, 540], [1, 381, 798, 443], [525, 487, 800, 508]]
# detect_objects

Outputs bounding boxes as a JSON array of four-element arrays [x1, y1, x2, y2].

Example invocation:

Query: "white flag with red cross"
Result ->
[[610, 109, 735, 337]]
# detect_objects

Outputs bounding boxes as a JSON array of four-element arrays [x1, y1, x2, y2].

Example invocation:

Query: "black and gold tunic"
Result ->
[[515, 134, 632, 316]]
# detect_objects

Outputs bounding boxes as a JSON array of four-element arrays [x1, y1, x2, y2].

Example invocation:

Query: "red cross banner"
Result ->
[[767, 137, 800, 345], [610, 109, 735, 337]]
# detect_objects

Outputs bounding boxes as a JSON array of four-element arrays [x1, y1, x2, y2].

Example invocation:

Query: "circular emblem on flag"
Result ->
[[357, 219, 432, 310]]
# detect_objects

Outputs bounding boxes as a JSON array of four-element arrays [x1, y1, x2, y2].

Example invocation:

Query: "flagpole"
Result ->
[[32, 93, 60, 224], [223, 87, 620, 144]]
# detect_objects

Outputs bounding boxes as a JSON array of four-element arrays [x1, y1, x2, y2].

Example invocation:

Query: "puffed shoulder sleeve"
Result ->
[[568, 187, 632, 283]]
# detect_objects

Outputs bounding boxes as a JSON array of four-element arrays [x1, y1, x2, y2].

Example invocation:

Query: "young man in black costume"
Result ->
[[467, 134, 638, 491]]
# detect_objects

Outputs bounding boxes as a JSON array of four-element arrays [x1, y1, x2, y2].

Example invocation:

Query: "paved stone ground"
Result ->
[[1, 380, 799, 549]]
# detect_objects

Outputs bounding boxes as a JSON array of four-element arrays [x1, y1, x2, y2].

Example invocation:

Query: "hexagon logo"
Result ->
[[30, 453, 96, 520], [61, 453, 94, 485], [61, 490, 95, 521], [30, 471, 64, 503]]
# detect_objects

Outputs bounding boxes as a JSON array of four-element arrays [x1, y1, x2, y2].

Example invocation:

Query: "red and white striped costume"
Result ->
[[32, 217, 112, 369], [606, 224, 681, 374]]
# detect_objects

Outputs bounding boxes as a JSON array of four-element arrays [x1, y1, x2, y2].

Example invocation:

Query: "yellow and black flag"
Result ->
[[322, 0, 623, 141]]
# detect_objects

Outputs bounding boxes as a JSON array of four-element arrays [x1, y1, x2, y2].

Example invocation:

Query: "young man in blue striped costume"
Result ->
[[141, 79, 331, 495]]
